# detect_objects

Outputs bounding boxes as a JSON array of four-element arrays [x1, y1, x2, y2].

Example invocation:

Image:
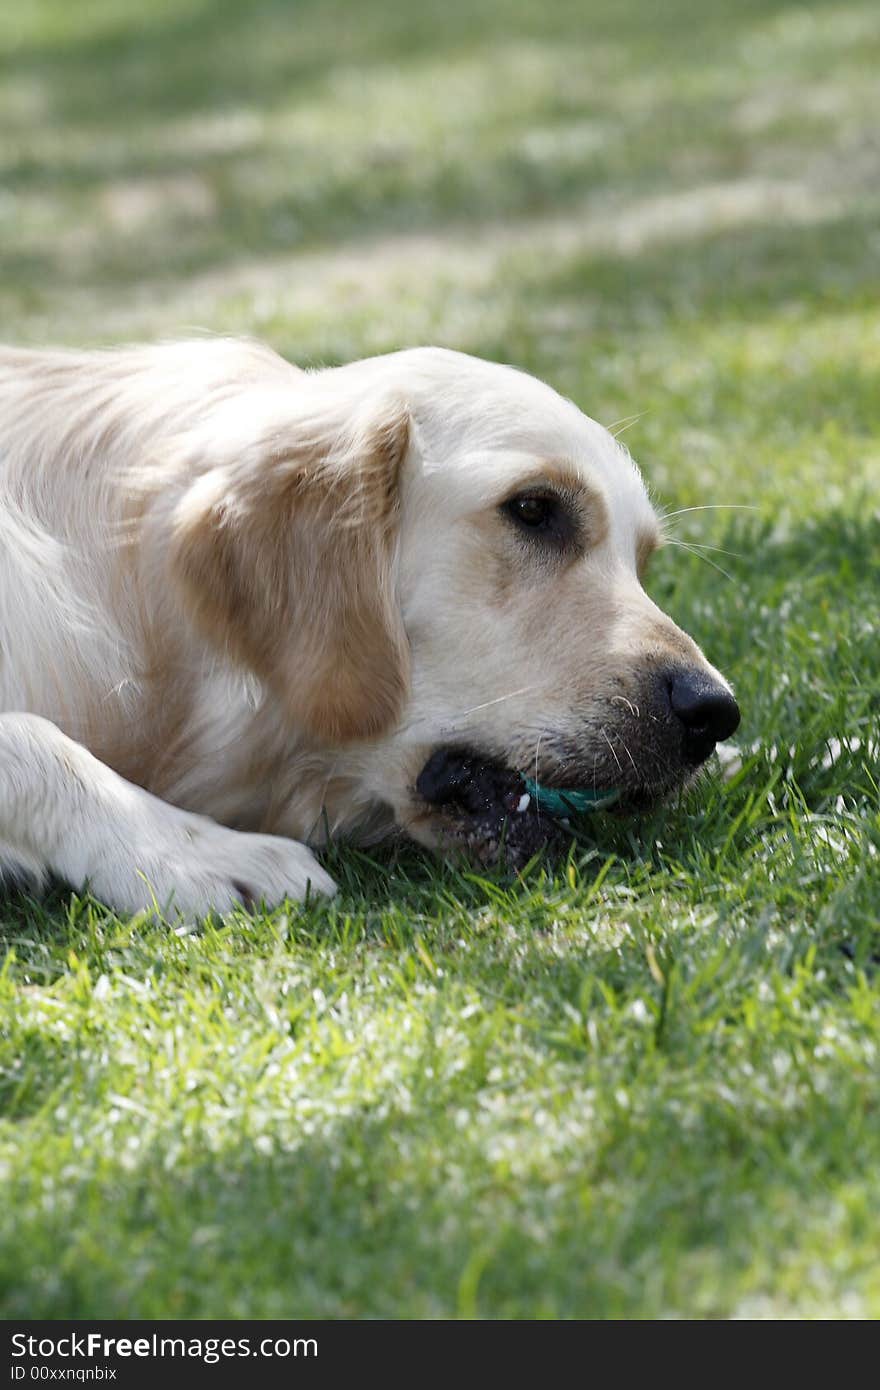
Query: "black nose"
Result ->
[[667, 669, 740, 764]]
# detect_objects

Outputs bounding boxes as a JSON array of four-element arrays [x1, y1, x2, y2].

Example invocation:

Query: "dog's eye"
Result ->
[[501, 491, 576, 549], [506, 495, 554, 528]]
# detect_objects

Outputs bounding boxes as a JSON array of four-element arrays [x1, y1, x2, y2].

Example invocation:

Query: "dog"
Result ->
[[0, 338, 739, 919]]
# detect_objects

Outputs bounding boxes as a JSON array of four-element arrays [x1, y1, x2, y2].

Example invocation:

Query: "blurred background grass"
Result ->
[[2, 1, 878, 511]]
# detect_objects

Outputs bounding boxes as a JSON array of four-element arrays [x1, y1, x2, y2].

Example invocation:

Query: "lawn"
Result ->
[[1, 0, 879, 1319]]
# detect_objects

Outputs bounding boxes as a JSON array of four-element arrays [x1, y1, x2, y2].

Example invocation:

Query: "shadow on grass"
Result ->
[[1, 1035, 876, 1318], [3, 0, 878, 301], [3, 0, 826, 126], [526, 210, 880, 335]]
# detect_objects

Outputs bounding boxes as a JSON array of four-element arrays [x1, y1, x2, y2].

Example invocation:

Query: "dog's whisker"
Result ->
[[601, 728, 623, 774], [659, 503, 759, 523], [447, 686, 537, 721], [665, 539, 737, 584], [664, 538, 744, 560], [619, 736, 639, 775], [399, 685, 537, 740], [610, 695, 640, 719], [533, 733, 545, 821], [606, 410, 650, 438]]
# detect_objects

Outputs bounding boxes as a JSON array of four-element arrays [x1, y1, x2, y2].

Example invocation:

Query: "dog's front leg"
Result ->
[[0, 713, 336, 920]]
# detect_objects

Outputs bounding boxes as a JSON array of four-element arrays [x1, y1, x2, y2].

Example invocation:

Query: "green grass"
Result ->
[[1, 0, 879, 1319]]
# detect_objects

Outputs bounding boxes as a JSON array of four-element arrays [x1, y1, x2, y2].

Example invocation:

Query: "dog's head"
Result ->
[[167, 345, 739, 851]]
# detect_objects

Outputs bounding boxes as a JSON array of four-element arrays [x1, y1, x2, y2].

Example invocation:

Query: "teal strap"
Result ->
[[521, 777, 619, 816]]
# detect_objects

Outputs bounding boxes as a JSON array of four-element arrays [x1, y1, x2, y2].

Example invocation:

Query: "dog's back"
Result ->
[[0, 339, 337, 916], [0, 339, 294, 755]]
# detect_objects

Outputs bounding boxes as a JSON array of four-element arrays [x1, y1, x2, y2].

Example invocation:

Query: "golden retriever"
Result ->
[[0, 338, 739, 918]]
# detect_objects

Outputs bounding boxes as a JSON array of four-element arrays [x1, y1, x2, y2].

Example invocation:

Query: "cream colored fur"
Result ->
[[0, 338, 730, 919]]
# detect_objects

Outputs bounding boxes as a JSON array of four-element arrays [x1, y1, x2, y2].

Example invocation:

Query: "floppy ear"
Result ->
[[167, 393, 411, 744]]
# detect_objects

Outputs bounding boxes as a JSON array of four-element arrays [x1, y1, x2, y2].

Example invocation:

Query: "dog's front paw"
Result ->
[[60, 806, 337, 921]]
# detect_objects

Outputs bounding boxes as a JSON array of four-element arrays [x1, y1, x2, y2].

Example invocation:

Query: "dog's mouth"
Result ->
[[413, 741, 700, 868], [413, 746, 658, 870], [414, 747, 566, 869]]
